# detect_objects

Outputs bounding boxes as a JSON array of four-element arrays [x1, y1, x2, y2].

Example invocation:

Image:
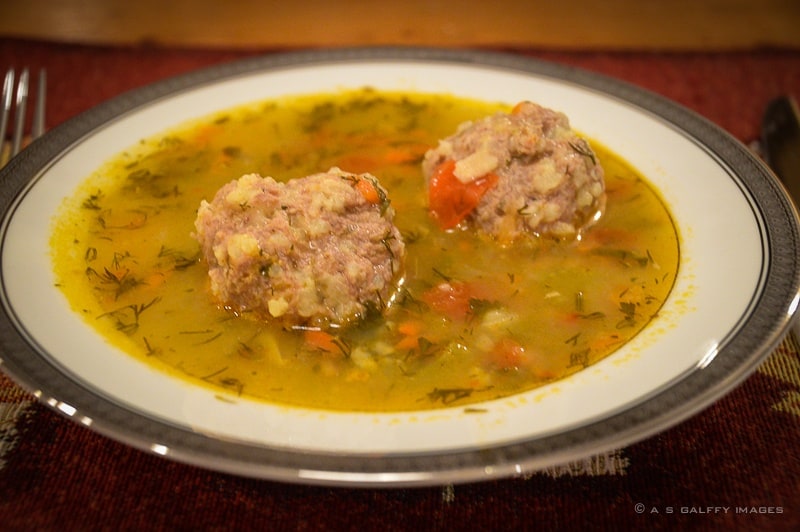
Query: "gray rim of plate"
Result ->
[[1, 47, 798, 487]]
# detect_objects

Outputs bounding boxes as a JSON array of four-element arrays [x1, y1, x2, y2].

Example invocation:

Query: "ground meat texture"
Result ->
[[193, 168, 405, 329], [422, 101, 606, 241]]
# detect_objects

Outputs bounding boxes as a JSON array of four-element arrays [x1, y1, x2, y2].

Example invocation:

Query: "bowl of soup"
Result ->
[[1, 48, 797, 486]]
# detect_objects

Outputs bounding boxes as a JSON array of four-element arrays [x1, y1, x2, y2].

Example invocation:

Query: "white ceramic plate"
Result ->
[[1, 48, 799, 486]]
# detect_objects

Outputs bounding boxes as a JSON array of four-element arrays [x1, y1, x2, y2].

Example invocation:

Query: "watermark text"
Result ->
[[634, 503, 784, 515]]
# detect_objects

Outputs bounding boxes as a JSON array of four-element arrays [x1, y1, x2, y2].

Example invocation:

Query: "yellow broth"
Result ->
[[50, 89, 679, 412]]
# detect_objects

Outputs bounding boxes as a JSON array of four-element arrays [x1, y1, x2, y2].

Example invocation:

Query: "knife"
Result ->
[[760, 95, 800, 339], [761, 95, 800, 206]]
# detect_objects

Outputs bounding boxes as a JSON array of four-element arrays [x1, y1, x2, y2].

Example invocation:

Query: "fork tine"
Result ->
[[0, 69, 13, 155], [0, 68, 46, 167], [31, 69, 46, 140], [11, 68, 29, 157]]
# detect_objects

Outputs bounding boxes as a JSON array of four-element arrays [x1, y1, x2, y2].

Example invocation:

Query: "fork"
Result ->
[[0, 68, 47, 167]]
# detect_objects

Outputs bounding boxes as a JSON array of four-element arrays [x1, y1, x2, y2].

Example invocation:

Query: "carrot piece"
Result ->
[[395, 319, 425, 350], [396, 335, 421, 350], [489, 338, 527, 370], [511, 101, 532, 115], [421, 281, 474, 320], [397, 319, 423, 336], [334, 154, 377, 173], [577, 226, 635, 252], [384, 146, 425, 164], [354, 177, 381, 204], [145, 271, 169, 289], [428, 159, 499, 229], [304, 329, 341, 355]]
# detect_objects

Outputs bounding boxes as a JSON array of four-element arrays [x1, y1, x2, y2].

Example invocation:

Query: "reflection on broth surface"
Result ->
[[50, 89, 679, 412]]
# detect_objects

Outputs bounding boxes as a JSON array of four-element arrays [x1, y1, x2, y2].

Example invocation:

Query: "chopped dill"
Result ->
[[568, 140, 597, 165], [426, 387, 474, 405]]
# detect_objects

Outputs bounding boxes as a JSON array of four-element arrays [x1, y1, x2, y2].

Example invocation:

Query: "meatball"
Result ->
[[422, 101, 606, 241], [193, 168, 405, 329]]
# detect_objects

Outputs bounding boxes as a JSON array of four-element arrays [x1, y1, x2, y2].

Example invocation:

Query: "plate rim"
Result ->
[[1, 46, 798, 487]]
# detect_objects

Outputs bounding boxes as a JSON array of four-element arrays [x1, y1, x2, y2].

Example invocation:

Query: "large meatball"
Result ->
[[422, 101, 606, 241], [193, 168, 405, 329]]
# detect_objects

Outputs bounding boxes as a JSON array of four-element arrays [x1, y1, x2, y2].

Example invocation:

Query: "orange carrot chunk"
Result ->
[[354, 177, 381, 204], [304, 329, 341, 355], [397, 319, 424, 336], [395, 319, 425, 350], [490, 338, 527, 370], [428, 159, 498, 229], [510, 101, 528, 115], [421, 281, 474, 320]]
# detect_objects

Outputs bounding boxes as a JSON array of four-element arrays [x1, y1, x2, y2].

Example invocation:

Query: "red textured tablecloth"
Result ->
[[1, 39, 799, 531]]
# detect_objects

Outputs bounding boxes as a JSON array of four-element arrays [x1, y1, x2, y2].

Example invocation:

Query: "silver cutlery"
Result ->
[[760, 94, 800, 338], [0, 67, 47, 167], [760, 95, 800, 207]]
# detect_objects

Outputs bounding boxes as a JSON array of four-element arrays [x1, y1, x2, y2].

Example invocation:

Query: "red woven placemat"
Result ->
[[1, 39, 799, 530]]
